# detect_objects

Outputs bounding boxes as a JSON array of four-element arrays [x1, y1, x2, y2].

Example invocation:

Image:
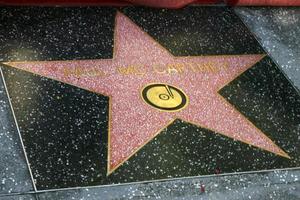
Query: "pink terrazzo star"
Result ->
[[6, 12, 289, 174]]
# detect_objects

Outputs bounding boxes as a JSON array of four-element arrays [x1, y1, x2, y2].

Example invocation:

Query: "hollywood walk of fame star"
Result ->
[[4, 12, 290, 175]]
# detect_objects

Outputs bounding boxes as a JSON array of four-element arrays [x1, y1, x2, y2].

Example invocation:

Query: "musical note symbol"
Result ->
[[165, 85, 174, 99]]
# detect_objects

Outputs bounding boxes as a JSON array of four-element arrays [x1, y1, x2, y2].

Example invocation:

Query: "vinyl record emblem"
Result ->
[[141, 83, 188, 112]]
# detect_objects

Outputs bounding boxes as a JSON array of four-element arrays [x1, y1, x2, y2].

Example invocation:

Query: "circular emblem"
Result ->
[[141, 83, 188, 112]]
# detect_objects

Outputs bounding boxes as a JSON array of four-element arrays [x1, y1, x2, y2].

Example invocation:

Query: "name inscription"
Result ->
[[63, 61, 229, 77]]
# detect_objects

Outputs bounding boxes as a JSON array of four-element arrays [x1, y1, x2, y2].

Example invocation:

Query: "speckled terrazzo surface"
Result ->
[[235, 7, 300, 89], [0, 6, 299, 200], [0, 75, 33, 194]]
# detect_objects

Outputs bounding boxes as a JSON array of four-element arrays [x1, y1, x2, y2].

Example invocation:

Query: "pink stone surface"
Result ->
[[6, 12, 289, 174]]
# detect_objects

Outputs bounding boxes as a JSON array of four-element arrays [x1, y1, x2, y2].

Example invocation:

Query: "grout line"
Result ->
[[35, 193, 41, 200], [0, 67, 38, 192], [33, 166, 300, 193], [0, 166, 299, 197]]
